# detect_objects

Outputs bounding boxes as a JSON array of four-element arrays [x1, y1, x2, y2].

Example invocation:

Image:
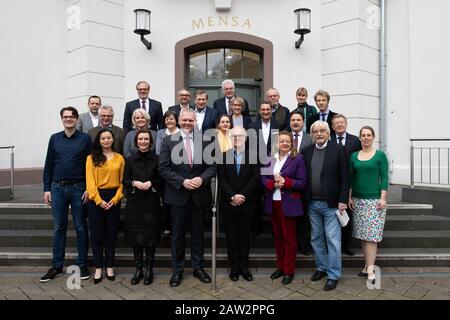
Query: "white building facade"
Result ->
[[0, 0, 449, 186]]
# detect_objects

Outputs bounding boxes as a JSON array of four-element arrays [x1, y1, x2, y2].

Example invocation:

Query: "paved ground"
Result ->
[[1, 266, 450, 300]]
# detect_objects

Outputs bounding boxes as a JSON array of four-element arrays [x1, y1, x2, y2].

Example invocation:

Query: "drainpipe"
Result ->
[[380, 0, 387, 152]]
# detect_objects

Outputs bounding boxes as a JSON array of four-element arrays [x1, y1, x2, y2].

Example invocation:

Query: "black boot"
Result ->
[[130, 247, 144, 285], [144, 246, 155, 285]]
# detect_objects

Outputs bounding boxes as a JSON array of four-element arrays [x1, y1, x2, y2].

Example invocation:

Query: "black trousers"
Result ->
[[341, 209, 354, 250], [297, 212, 312, 252], [170, 199, 205, 273], [87, 189, 121, 268], [222, 209, 254, 271]]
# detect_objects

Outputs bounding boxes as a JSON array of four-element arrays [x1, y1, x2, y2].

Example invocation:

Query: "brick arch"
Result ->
[[174, 31, 273, 101]]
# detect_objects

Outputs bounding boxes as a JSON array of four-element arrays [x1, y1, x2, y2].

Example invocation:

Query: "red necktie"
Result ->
[[294, 133, 299, 150], [141, 100, 146, 111]]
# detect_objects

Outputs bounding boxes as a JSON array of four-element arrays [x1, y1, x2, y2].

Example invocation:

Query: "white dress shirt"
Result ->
[[89, 112, 99, 128], [335, 132, 347, 146], [262, 120, 271, 146], [272, 152, 289, 201], [195, 107, 206, 131]]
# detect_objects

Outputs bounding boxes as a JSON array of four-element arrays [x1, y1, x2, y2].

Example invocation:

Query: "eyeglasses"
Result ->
[[179, 94, 190, 97]]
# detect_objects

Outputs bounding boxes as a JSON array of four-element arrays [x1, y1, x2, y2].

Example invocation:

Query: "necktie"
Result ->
[[235, 153, 241, 174], [338, 136, 344, 145], [227, 98, 233, 116], [321, 113, 326, 121], [184, 136, 193, 168], [293, 133, 299, 151], [141, 100, 146, 111]]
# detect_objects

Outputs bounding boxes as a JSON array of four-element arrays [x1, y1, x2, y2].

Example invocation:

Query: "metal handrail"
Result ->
[[410, 139, 450, 188], [210, 175, 219, 292], [0, 146, 14, 199]]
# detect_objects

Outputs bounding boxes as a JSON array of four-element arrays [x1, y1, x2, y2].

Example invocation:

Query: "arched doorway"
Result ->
[[175, 32, 273, 117]]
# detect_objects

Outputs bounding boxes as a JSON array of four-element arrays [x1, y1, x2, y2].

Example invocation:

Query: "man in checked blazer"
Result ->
[[123, 81, 163, 133]]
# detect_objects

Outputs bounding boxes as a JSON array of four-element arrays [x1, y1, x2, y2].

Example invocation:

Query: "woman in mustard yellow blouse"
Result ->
[[86, 128, 125, 284]]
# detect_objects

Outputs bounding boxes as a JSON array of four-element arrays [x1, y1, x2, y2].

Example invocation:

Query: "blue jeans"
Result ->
[[50, 182, 88, 268], [308, 200, 342, 280]]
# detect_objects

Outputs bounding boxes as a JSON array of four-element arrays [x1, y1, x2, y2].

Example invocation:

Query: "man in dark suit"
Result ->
[[306, 90, 337, 135], [123, 81, 163, 133], [213, 79, 250, 117], [248, 101, 281, 159], [168, 88, 194, 120], [301, 120, 350, 292], [218, 126, 260, 282], [266, 88, 291, 130], [88, 105, 125, 155], [288, 111, 314, 256], [331, 114, 362, 256], [193, 90, 218, 133], [77, 96, 101, 133], [248, 101, 280, 236], [158, 108, 217, 287]]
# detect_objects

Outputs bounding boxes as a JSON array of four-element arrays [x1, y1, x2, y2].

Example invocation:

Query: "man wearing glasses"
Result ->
[[88, 105, 125, 154], [123, 80, 163, 133], [168, 88, 194, 120], [41, 107, 92, 283], [301, 120, 349, 291], [213, 79, 250, 118]]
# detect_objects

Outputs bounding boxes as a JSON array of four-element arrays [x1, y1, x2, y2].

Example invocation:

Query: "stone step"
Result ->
[[0, 202, 434, 215], [1, 229, 450, 249], [1, 247, 450, 268], [0, 213, 448, 231]]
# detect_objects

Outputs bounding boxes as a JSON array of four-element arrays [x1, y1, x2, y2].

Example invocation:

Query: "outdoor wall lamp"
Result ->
[[294, 8, 311, 49], [134, 9, 152, 50]]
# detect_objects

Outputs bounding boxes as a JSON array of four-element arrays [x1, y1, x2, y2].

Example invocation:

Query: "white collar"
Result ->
[[315, 141, 328, 149]]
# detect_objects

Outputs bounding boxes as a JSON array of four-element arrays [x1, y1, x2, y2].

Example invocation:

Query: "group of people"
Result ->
[[40, 79, 388, 292]]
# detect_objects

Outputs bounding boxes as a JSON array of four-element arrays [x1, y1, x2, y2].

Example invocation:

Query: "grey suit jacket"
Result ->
[[299, 132, 313, 152], [77, 112, 96, 134]]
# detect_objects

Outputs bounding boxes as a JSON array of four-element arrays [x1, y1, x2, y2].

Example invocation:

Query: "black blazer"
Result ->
[[330, 132, 362, 160], [213, 97, 250, 117], [218, 149, 260, 214], [306, 109, 337, 135], [248, 119, 281, 161], [168, 104, 195, 120], [301, 141, 350, 209], [158, 131, 217, 207], [196, 106, 218, 132], [123, 150, 162, 195], [123, 98, 163, 133]]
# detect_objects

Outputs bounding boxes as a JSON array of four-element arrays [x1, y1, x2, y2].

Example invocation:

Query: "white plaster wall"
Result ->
[[387, 0, 450, 185], [123, 0, 323, 112], [0, 0, 68, 170]]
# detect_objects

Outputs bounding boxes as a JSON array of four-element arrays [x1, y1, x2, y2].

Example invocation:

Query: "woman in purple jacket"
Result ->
[[261, 131, 307, 285]]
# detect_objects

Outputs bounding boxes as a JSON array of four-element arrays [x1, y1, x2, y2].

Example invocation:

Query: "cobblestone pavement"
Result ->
[[1, 267, 450, 300]]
